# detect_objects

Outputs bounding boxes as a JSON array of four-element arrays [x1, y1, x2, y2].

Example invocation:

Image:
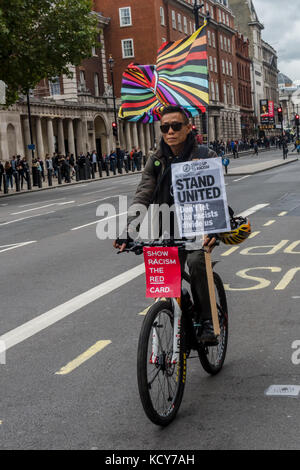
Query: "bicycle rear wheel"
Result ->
[[137, 300, 186, 426], [199, 272, 228, 375]]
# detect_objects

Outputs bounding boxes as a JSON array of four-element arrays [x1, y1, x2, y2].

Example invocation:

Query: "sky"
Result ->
[[253, 0, 300, 81]]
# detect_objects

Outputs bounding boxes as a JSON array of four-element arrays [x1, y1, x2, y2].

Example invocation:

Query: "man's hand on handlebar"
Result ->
[[113, 237, 130, 252]]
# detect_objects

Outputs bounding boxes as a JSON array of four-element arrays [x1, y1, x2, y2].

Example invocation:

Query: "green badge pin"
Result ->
[[154, 160, 161, 167]]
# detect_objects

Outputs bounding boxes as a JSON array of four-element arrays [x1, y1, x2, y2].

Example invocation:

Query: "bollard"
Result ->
[[14, 172, 20, 192], [57, 166, 62, 184], [26, 171, 32, 190], [75, 165, 80, 181], [47, 169, 53, 187], [97, 161, 102, 178], [65, 166, 71, 183], [3, 174, 8, 194], [37, 170, 43, 188]]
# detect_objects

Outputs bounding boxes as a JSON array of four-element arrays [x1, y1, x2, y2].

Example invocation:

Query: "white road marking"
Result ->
[[77, 195, 122, 207], [0, 211, 55, 226], [11, 201, 75, 215], [265, 385, 300, 397], [18, 198, 66, 208], [84, 187, 119, 196], [278, 211, 288, 217], [0, 263, 145, 352], [0, 241, 37, 254], [233, 175, 251, 182], [238, 203, 269, 218], [71, 211, 128, 231]]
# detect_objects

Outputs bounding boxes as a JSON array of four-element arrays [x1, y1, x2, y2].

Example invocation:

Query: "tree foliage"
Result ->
[[0, 0, 99, 106]]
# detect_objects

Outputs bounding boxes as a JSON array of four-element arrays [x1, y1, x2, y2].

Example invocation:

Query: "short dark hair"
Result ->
[[160, 105, 189, 124]]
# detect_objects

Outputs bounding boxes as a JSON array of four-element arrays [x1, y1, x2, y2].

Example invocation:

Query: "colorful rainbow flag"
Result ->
[[119, 20, 209, 123]]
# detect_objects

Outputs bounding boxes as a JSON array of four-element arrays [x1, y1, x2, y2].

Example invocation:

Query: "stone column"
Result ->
[[137, 123, 145, 154], [132, 122, 138, 149], [118, 119, 125, 150], [67, 119, 76, 156], [36, 117, 44, 159], [82, 119, 89, 153], [22, 117, 31, 162], [75, 120, 84, 155], [47, 118, 55, 156], [125, 122, 132, 151], [209, 116, 215, 142], [58, 119, 65, 155], [145, 124, 151, 156]]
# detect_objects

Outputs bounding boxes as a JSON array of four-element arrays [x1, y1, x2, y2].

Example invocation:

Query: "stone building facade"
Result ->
[[235, 33, 255, 137], [0, 13, 119, 165]]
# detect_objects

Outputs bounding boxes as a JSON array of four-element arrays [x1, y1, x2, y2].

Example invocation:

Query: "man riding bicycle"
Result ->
[[114, 105, 222, 343]]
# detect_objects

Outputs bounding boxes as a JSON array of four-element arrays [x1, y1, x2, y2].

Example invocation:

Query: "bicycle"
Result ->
[[119, 239, 228, 426]]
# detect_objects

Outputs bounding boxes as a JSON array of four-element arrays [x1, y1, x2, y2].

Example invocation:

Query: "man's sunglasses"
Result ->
[[160, 122, 185, 133]]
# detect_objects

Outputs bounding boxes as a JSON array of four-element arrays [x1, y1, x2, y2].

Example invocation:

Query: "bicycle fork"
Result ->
[[150, 298, 182, 366]]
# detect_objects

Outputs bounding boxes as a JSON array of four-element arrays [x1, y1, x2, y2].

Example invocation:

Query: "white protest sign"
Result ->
[[171, 157, 231, 237]]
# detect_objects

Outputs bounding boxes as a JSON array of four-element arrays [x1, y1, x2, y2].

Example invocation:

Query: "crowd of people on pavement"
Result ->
[[0, 146, 153, 193], [0, 133, 295, 193], [209, 134, 293, 159]]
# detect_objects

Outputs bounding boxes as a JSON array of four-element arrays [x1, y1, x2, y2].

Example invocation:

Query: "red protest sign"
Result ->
[[143, 247, 181, 298]]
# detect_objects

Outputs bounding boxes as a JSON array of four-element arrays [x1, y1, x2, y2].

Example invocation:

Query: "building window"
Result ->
[[122, 39, 134, 58], [229, 62, 233, 77], [172, 10, 176, 29], [178, 14, 182, 32], [231, 86, 235, 105], [94, 73, 99, 97], [218, 9, 222, 23], [216, 82, 219, 101], [214, 57, 218, 73], [222, 59, 225, 74], [220, 35, 223, 50], [119, 7, 132, 27], [92, 46, 97, 56], [211, 82, 215, 101], [78, 71, 86, 92], [224, 37, 227, 52], [223, 83, 227, 104], [183, 16, 188, 34], [210, 6, 214, 19], [212, 32, 216, 48], [189, 21, 193, 34], [49, 77, 60, 96], [228, 38, 231, 53], [209, 56, 213, 72], [208, 30, 211, 46], [226, 61, 229, 75], [160, 7, 165, 26]]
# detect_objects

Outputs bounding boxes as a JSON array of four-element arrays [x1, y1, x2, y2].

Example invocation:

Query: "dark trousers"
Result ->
[[179, 250, 211, 321]]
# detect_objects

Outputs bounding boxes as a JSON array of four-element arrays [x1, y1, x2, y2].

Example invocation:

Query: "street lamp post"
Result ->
[[193, 1, 204, 29], [26, 91, 35, 163], [108, 55, 120, 152]]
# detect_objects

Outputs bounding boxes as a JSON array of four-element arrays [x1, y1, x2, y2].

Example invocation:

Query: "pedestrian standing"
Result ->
[[4, 161, 13, 189]]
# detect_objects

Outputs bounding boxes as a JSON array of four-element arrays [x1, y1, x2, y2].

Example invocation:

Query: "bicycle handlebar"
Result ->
[[117, 239, 207, 255]]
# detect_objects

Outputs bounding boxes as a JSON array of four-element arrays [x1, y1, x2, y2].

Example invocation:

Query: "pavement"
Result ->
[[0, 146, 298, 198]]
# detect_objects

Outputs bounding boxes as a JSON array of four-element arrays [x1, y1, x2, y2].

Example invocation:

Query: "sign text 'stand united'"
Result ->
[[171, 158, 231, 238]]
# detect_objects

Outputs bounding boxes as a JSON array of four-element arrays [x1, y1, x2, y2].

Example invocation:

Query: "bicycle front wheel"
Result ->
[[137, 300, 186, 426], [199, 272, 228, 375]]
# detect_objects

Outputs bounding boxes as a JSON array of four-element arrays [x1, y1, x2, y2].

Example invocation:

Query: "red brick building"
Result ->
[[235, 33, 255, 138], [97, 0, 244, 146]]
